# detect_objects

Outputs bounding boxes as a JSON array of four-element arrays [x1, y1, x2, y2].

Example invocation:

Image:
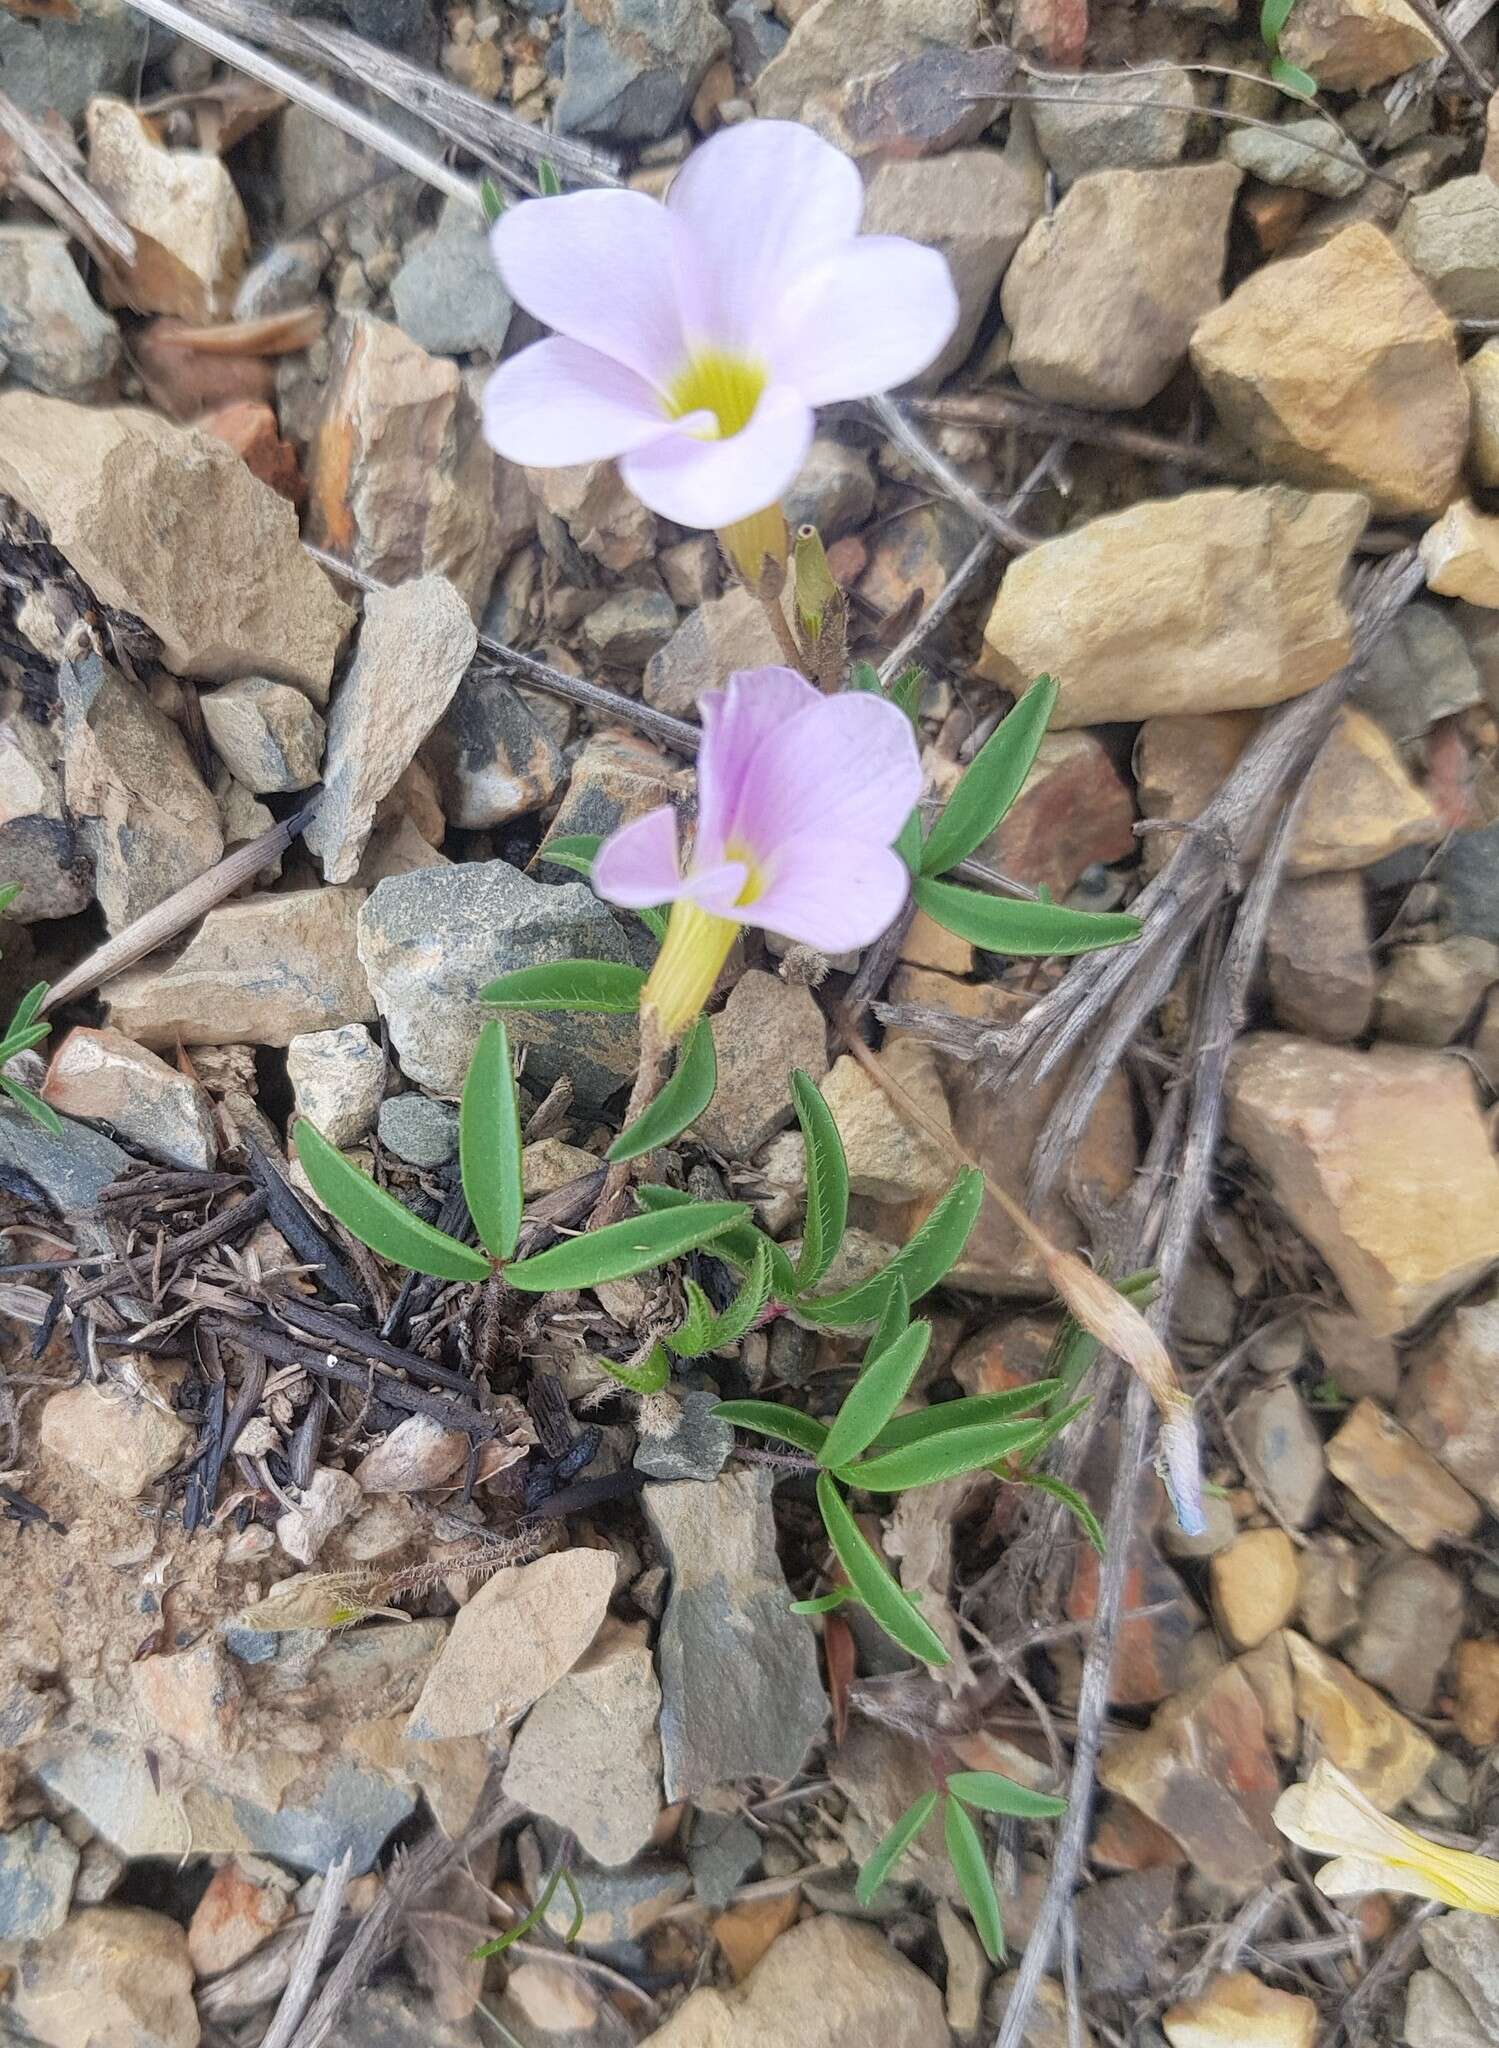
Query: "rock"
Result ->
[[542, 1853, 689, 1952], [689, 1812, 762, 1910], [1422, 1915, 1499, 2038], [1288, 708, 1441, 876], [835, 43, 1013, 161], [1466, 338, 1499, 488], [501, 1618, 662, 1865], [579, 588, 680, 668], [1348, 1553, 1463, 1714], [1234, 1383, 1326, 1528], [1074, 1867, 1178, 1994], [0, 711, 92, 924], [1355, 600, 1483, 740], [406, 1548, 616, 1739], [1226, 118, 1367, 197], [0, 394, 351, 694], [978, 730, 1135, 899], [1377, 936, 1499, 1045], [639, 1913, 947, 2048], [235, 238, 325, 321], [1134, 710, 1259, 878], [756, 0, 977, 127], [1210, 1529, 1298, 1652], [1440, 824, 1499, 944], [782, 437, 876, 539], [0, 0, 140, 123], [1401, 1294, 1499, 1516], [1067, 1526, 1202, 1706], [277, 1466, 365, 1565], [818, 1037, 951, 1202], [528, 457, 654, 573], [200, 399, 304, 504], [61, 653, 223, 933], [1096, 1663, 1281, 1890], [1307, 1308, 1400, 1403], [1455, 1639, 1499, 1746], [521, 1137, 598, 1197], [644, 585, 784, 718], [307, 314, 528, 619], [0, 1819, 78, 1942], [989, 1975, 1096, 2048], [14, 1906, 198, 2048], [86, 97, 247, 321], [1003, 164, 1240, 411], [864, 149, 1038, 382], [42, 1026, 216, 1171], [377, 1091, 460, 1166], [645, 1468, 825, 1800], [358, 861, 637, 1105], [1160, 1491, 1237, 1561], [1030, 66, 1195, 184], [1406, 1968, 1490, 2048], [978, 487, 1367, 725], [859, 498, 971, 618], [555, 0, 729, 140], [39, 1380, 191, 1499], [106, 888, 374, 1048], [287, 1025, 385, 1147], [1164, 1971, 1316, 2048], [1397, 176, 1499, 321], [1285, 1631, 1437, 1806], [0, 1101, 129, 1213], [636, 1390, 735, 1481], [324, 1988, 480, 2048], [391, 228, 513, 357], [425, 671, 565, 832], [541, 730, 686, 855], [1190, 224, 1468, 518], [0, 225, 119, 399], [1297, 1536, 1363, 1645], [1422, 499, 1499, 607], [694, 971, 828, 1162], [131, 1637, 244, 1760], [1225, 1035, 1499, 1336], [134, 316, 275, 424], [200, 677, 325, 794], [1278, 0, 1441, 86], [935, 1898, 987, 2038], [1266, 875, 1375, 1040], [187, 1855, 295, 1977]]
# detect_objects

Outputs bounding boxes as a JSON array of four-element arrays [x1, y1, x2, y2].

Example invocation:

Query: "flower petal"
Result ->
[[592, 806, 685, 907], [723, 690, 922, 858], [482, 339, 675, 467], [619, 385, 814, 528], [768, 236, 961, 403], [748, 836, 911, 952], [666, 119, 864, 354], [695, 666, 822, 865], [490, 190, 687, 386]]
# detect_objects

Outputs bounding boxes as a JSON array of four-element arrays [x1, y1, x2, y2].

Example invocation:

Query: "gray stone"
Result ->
[[1225, 116, 1368, 196], [0, 1820, 78, 1942], [425, 669, 565, 830], [235, 238, 326, 320], [1075, 1867, 1177, 1995], [694, 970, 828, 1162], [1234, 1383, 1326, 1528], [540, 730, 686, 857], [644, 585, 783, 718], [201, 676, 326, 793], [41, 1026, 217, 1173], [0, 712, 92, 923], [325, 1988, 480, 2048], [1347, 1552, 1463, 1714], [377, 1091, 460, 1166], [578, 588, 679, 668], [1266, 873, 1375, 1043], [1438, 825, 1499, 944], [725, 0, 788, 76], [635, 1389, 735, 1482], [359, 860, 638, 1105], [0, 0, 141, 123], [1031, 66, 1197, 185], [287, 1024, 386, 1147], [782, 437, 876, 540], [756, 0, 978, 127], [1398, 175, 1499, 320], [1407, 1969, 1489, 2048], [0, 1103, 129, 1214], [1423, 1915, 1499, 2039], [686, 1811, 760, 1909], [390, 229, 514, 357], [645, 1467, 826, 1800], [0, 227, 120, 399], [1356, 600, 1483, 739], [307, 575, 477, 882], [1377, 936, 1499, 1046], [555, 0, 730, 141]]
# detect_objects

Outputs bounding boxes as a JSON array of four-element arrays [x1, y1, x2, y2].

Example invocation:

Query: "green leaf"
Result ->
[[715, 1399, 829, 1457], [538, 158, 563, 197], [0, 1075, 61, 1136], [1261, 0, 1297, 45], [790, 1588, 853, 1615], [816, 1471, 951, 1668], [479, 176, 505, 225], [669, 1279, 717, 1358], [506, 1199, 750, 1292], [791, 1069, 848, 1290], [912, 876, 1141, 958], [596, 1343, 671, 1395], [535, 836, 600, 879], [1268, 52, 1317, 94], [0, 1024, 52, 1057], [670, 1237, 773, 1357], [919, 675, 1058, 878], [946, 1771, 1068, 1820], [637, 1184, 800, 1298], [460, 1019, 523, 1262], [294, 1118, 491, 1283], [869, 1276, 909, 1359], [819, 1320, 933, 1470], [473, 1861, 564, 1959], [840, 1411, 1067, 1492], [1020, 1473, 1106, 1555], [944, 1796, 1005, 1963], [609, 1016, 716, 1163], [866, 1385, 1060, 1455], [796, 1168, 984, 1327], [1000, 1396, 1091, 1471], [855, 1790, 939, 1905], [482, 960, 647, 1013], [0, 883, 22, 921], [9, 982, 48, 1035], [887, 663, 925, 724], [894, 809, 924, 874]]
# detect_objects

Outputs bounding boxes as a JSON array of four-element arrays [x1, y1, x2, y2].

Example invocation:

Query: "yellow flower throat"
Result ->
[[665, 348, 767, 440]]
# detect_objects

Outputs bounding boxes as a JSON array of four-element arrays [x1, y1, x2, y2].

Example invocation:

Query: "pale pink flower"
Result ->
[[593, 665, 921, 1035], [481, 120, 959, 529]]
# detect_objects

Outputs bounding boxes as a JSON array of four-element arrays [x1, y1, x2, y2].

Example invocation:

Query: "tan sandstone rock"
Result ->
[[1277, 0, 1441, 89], [1421, 497, 1499, 606], [86, 97, 247, 321]]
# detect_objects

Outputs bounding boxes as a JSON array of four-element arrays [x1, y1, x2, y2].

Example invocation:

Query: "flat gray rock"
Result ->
[[0, 1103, 130, 1213]]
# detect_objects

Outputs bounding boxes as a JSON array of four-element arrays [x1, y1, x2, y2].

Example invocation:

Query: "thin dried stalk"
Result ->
[[0, 87, 137, 265], [259, 1853, 353, 2048], [867, 393, 1039, 551], [909, 391, 1259, 483]]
